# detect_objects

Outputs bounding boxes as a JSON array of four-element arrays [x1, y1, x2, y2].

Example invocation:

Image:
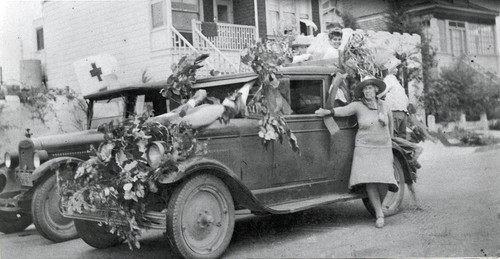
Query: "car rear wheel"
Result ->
[[31, 174, 78, 242], [0, 211, 32, 234], [363, 156, 406, 217], [74, 219, 123, 249], [166, 174, 235, 259]]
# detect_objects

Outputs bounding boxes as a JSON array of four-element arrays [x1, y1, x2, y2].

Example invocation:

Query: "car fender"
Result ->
[[0, 163, 22, 193], [391, 143, 413, 184], [31, 157, 84, 184], [158, 157, 274, 214]]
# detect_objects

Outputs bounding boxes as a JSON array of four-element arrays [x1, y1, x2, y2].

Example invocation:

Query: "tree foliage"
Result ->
[[161, 54, 210, 100], [386, 0, 423, 35], [422, 61, 500, 122], [341, 11, 360, 30], [385, 0, 437, 111]]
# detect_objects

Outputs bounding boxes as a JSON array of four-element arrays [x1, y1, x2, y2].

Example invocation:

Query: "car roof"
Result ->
[[83, 65, 337, 100]]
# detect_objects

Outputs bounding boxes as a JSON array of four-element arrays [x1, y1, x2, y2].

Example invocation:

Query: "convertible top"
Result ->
[[83, 65, 338, 100]]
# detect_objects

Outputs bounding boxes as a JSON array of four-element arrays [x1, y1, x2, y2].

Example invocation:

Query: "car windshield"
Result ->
[[90, 97, 125, 129]]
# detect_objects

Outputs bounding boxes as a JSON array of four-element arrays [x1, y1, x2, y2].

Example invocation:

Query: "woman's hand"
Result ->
[[315, 108, 332, 117]]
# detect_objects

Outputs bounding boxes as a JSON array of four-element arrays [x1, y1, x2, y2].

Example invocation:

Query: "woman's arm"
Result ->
[[382, 102, 394, 138], [315, 102, 358, 117], [387, 106, 394, 138]]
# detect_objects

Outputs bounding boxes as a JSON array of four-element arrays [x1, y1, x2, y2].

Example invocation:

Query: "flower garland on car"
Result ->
[[240, 39, 299, 153], [58, 50, 300, 250], [160, 54, 210, 101], [342, 32, 382, 78], [57, 112, 207, 249]]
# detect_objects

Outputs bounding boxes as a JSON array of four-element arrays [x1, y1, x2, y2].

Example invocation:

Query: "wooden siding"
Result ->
[[42, 1, 152, 92]]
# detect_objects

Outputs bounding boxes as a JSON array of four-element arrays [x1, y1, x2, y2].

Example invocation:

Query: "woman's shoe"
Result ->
[[375, 217, 384, 228]]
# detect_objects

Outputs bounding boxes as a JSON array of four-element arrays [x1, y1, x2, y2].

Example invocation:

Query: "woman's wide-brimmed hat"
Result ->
[[354, 75, 386, 98]]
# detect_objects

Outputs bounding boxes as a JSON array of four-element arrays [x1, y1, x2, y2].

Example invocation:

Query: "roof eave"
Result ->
[[408, 4, 499, 17]]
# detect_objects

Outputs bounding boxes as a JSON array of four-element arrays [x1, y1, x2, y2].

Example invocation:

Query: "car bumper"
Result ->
[[0, 189, 31, 213]]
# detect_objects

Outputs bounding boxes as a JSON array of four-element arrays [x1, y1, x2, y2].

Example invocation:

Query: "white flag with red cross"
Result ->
[[73, 53, 120, 96]]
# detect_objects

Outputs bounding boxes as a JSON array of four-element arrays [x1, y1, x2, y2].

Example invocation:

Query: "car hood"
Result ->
[[32, 130, 105, 153], [29, 118, 260, 154]]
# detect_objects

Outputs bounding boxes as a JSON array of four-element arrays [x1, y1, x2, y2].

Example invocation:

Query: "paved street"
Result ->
[[1, 141, 500, 258]]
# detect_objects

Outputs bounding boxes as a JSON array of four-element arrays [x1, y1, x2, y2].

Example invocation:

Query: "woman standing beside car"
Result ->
[[315, 75, 398, 228]]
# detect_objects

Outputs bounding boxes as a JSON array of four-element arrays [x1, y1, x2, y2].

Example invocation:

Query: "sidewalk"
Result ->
[[418, 129, 500, 163]]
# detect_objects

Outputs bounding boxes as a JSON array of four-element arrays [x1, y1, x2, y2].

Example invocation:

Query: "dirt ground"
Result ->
[[223, 139, 500, 258], [1, 132, 500, 258]]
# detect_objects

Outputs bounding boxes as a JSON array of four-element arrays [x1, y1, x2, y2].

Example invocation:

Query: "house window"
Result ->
[[448, 21, 466, 56], [151, 1, 165, 28], [172, 0, 200, 32], [468, 23, 495, 55], [36, 28, 44, 51], [266, 0, 313, 36], [437, 20, 447, 52]]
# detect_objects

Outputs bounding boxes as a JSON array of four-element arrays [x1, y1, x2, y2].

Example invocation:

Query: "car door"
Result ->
[[271, 75, 357, 196]]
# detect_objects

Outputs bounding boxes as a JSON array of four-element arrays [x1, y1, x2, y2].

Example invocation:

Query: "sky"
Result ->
[[0, 0, 42, 84]]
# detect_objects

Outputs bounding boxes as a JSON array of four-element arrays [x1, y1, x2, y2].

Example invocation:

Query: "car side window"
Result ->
[[90, 97, 126, 128], [289, 79, 322, 115]]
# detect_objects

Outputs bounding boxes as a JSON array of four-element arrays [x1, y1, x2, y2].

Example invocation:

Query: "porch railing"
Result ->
[[170, 26, 217, 76], [193, 20, 256, 51], [191, 24, 240, 74]]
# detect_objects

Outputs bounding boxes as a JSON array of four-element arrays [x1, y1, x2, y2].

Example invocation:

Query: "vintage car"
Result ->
[[0, 83, 175, 241], [57, 66, 416, 259]]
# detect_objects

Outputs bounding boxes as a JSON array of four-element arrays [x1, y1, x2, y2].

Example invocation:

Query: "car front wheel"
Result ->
[[363, 156, 406, 217], [31, 174, 78, 242], [166, 174, 235, 259]]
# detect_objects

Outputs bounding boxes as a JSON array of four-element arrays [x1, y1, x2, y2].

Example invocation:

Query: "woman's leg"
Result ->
[[377, 183, 388, 207], [366, 183, 383, 218]]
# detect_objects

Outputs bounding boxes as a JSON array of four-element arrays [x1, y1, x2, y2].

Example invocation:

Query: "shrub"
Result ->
[[447, 128, 500, 146], [490, 120, 500, 131]]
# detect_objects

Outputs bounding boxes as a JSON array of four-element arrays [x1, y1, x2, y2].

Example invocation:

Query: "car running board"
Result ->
[[265, 192, 363, 214]]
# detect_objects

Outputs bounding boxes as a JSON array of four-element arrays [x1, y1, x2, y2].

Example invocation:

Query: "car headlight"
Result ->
[[147, 141, 166, 169], [4, 152, 19, 169], [4, 153, 11, 168], [33, 152, 41, 168], [33, 151, 48, 169]]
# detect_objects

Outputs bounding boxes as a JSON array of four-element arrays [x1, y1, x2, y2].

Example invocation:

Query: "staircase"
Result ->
[[169, 21, 256, 77], [170, 26, 218, 77], [460, 55, 500, 86]]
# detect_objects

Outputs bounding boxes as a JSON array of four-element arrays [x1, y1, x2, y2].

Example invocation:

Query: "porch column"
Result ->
[[254, 0, 259, 42], [166, 0, 173, 48]]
